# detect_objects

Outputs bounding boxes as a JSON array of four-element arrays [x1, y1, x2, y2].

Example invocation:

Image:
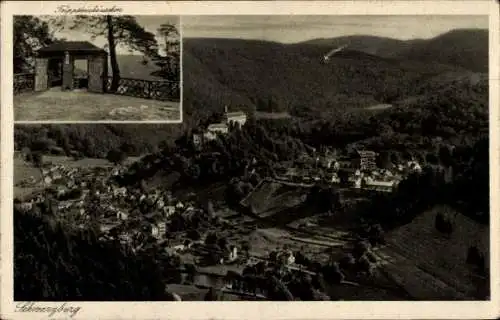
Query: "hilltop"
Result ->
[[182, 29, 487, 119], [300, 29, 488, 72], [395, 29, 488, 73]]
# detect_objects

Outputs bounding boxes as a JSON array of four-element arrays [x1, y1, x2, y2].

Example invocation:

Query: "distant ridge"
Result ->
[[74, 54, 166, 81], [298, 28, 488, 72]]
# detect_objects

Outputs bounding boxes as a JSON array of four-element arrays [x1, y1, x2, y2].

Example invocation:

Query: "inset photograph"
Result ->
[[13, 15, 181, 122]]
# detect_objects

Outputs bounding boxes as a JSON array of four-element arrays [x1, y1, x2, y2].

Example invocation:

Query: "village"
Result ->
[[13, 105, 481, 303], [14, 112, 430, 301]]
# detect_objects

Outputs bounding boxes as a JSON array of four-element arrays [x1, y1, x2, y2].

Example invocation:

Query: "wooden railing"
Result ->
[[14, 73, 35, 95], [104, 76, 180, 102], [14, 74, 181, 103]]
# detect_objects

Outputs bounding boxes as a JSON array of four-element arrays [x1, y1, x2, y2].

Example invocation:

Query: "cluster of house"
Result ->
[[96, 189, 201, 245], [193, 107, 247, 146], [276, 150, 423, 192], [17, 160, 247, 266], [16, 164, 114, 212]]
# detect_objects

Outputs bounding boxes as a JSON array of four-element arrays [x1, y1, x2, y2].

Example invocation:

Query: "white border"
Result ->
[[2, 1, 500, 320]]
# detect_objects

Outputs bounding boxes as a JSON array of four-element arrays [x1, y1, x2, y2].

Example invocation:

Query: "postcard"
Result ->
[[1, 1, 499, 319]]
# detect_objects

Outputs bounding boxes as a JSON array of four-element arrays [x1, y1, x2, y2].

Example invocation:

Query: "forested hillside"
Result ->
[[182, 37, 466, 119]]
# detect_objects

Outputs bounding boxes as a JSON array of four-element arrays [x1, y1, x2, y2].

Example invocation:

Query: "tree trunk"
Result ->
[[106, 15, 120, 92]]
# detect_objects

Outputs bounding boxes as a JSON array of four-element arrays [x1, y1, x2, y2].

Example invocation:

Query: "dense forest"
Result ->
[[14, 208, 177, 300], [182, 29, 487, 119]]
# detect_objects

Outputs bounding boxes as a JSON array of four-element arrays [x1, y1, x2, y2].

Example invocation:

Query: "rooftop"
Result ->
[[365, 180, 395, 187], [226, 111, 246, 118], [208, 123, 228, 130], [356, 150, 377, 157]]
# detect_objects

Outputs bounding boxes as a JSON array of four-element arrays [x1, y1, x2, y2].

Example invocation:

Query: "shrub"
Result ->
[[435, 212, 454, 234], [357, 255, 375, 276], [364, 251, 378, 264], [368, 224, 385, 247], [205, 232, 218, 245], [187, 229, 201, 241], [353, 240, 371, 259], [466, 245, 481, 264], [467, 245, 487, 275], [339, 253, 356, 270]]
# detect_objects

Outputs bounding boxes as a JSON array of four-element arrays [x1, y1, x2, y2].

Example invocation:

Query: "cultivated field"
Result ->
[[14, 157, 43, 199], [14, 89, 180, 121]]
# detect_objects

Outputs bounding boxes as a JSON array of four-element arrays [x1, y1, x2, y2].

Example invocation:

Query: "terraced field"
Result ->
[[378, 205, 489, 300]]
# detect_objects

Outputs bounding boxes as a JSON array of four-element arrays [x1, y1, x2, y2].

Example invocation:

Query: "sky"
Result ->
[[43, 15, 179, 55], [182, 15, 488, 43]]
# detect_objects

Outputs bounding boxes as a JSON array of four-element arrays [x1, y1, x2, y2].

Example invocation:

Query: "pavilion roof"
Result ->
[[37, 41, 106, 55]]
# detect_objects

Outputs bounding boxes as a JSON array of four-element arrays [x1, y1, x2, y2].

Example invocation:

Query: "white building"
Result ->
[[227, 246, 239, 263], [364, 179, 397, 192], [117, 211, 128, 220], [157, 222, 166, 237], [20, 202, 33, 211], [192, 134, 203, 147], [164, 205, 176, 217], [151, 225, 160, 238], [331, 174, 340, 184], [204, 123, 229, 141], [44, 176, 53, 186], [407, 160, 422, 173], [156, 199, 165, 210]]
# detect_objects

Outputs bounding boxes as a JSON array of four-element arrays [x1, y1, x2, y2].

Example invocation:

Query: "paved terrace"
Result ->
[[15, 88, 180, 121]]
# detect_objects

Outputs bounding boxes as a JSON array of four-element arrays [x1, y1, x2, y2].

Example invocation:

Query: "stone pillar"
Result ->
[[62, 51, 73, 91], [34, 57, 48, 92], [88, 54, 106, 93]]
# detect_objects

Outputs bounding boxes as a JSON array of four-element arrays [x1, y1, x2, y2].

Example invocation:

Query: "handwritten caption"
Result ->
[[15, 302, 81, 318], [55, 4, 123, 14]]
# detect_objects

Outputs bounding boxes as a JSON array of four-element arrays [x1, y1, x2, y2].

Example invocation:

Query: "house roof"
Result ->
[[226, 111, 246, 118], [208, 123, 228, 130], [37, 41, 107, 55], [365, 180, 395, 187], [356, 150, 377, 157]]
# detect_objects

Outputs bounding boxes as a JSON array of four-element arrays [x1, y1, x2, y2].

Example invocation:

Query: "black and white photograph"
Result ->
[[11, 13, 492, 304], [13, 15, 181, 122]]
